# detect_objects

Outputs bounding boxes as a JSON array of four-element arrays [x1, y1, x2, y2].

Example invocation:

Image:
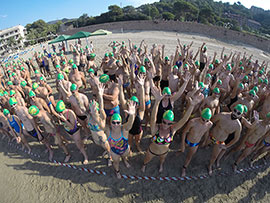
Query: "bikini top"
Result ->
[[88, 115, 101, 132], [152, 126, 173, 145]]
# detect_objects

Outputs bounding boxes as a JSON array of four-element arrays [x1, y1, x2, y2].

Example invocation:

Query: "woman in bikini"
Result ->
[[105, 101, 136, 179], [55, 100, 89, 164], [141, 86, 201, 173]]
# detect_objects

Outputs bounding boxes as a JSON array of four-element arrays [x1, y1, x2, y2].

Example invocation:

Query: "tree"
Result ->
[[173, 0, 198, 21], [150, 6, 159, 19], [162, 12, 175, 20]]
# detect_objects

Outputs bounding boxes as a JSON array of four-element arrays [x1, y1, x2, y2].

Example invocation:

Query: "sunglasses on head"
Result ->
[[112, 121, 121, 125], [202, 118, 209, 122], [163, 120, 173, 125], [234, 109, 241, 115]]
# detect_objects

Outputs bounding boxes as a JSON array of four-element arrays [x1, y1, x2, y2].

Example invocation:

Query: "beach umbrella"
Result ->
[[48, 35, 70, 44], [66, 31, 91, 40], [90, 29, 112, 36]]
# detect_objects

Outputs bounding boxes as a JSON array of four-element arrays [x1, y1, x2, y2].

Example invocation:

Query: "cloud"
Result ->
[[126, 0, 157, 7], [0, 15, 7, 18]]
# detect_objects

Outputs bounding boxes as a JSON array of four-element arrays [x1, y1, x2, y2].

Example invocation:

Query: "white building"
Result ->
[[0, 25, 27, 56]]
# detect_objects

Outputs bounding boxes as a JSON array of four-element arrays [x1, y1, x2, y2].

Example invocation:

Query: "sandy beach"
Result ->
[[1, 31, 270, 203]]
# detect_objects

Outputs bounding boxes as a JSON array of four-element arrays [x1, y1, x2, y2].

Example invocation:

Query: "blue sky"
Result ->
[[0, 0, 269, 30]]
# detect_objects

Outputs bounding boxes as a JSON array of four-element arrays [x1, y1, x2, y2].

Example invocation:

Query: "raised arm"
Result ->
[[171, 72, 191, 103], [123, 101, 136, 132], [117, 75, 128, 110]]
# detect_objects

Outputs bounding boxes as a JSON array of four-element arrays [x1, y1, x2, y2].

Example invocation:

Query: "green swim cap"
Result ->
[[199, 82, 204, 88], [109, 52, 114, 57], [113, 46, 116, 50], [173, 65, 178, 70], [259, 70, 264, 75], [70, 83, 77, 91], [40, 76, 45, 81], [10, 90, 16, 96], [239, 61, 242, 65], [35, 70, 40, 74], [28, 105, 40, 116], [206, 73, 212, 78], [104, 53, 109, 57], [55, 65, 61, 69], [88, 68, 95, 74], [184, 64, 189, 69], [144, 58, 149, 63], [7, 81, 13, 86], [267, 112, 270, 118], [11, 73, 16, 77], [57, 73, 64, 80], [56, 100, 66, 113], [240, 66, 244, 71], [264, 79, 268, 84], [162, 87, 171, 95], [195, 61, 200, 66], [21, 81, 26, 87], [217, 80, 222, 85], [213, 87, 220, 94], [209, 64, 214, 69], [253, 86, 259, 93], [90, 53, 96, 58], [226, 64, 232, 71], [243, 105, 248, 113], [62, 61, 66, 65], [68, 59, 74, 64], [234, 104, 244, 114], [238, 83, 244, 89], [29, 90, 36, 97], [130, 96, 139, 104], [9, 97, 17, 106], [72, 64, 77, 69], [249, 89, 256, 96], [165, 56, 169, 61], [3, 109, 10, 116], [201, 108, 212, 120], [163, 110, 174, 121], [32, 83, 39, 90], [204, 46, 207, 50], [3, 91, 8, 96], [215, 59, 220, 64], [139, 66, 146, 73], [111, 113, 122, 122], [21, 67, 25, 71], [99, 74, 109, 83], [243, 76, 248, 81]]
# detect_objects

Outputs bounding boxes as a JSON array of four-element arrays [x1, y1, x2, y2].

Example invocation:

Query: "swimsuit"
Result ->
[[123, 82, 130, 88], [245, 141, 255, 148], [88, 117, 101, 132], [107, 127, 129, 155], [145, 100, 151, 106], [127, 114, 142, 136], [210, 134, 225, 145], [64, 110, 79, 135], [152, 126, 173, 145], [77, 115, 87, 121], [104, 105, 120, 117], [160, 79, 169, 91], [263, 139, 270, 147], [202, 87, 210, 98], [27, 128, 44, 141], [8, 116, 23, 133], [157, 98, 172, 124], [185, 137, 200, 147], [199, 62, 206, 71]]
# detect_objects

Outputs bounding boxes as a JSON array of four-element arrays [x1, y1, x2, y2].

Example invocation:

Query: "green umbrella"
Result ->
[[48, 35, 70, 44], [90, 29, 112, 36], [67, 31, 91, 40]]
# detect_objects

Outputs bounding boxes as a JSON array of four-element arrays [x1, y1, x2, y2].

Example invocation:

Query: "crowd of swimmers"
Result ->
[[0, 38, 270, 179]]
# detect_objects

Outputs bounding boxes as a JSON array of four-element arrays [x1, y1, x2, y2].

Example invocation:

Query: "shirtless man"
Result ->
[[199, 87, 220, 115], [231, 111, 269, 171], [199, 43, 207, 71], [68, 64, 87, 90], [28, 105, 70, 162], [168, 66, 180, 93], [179, 108, 213, 176], [207, 104, 243, 175], [160, 55, 172, 91], [87, 53, 98, 74], [70, 44, 80, 67], [34, 78, 56, 107], [79, 49, 87, 73], [57, 73, 72, 104], [29, 90, 51, 113]]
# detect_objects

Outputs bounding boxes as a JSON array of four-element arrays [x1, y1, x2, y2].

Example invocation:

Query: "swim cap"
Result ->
[[238, 83, 244, 89], [165, 56, 169, 61], [28, 105, 40, 116], [217, 80, 222, 85], [40, 76, 45, 81], [249, 89, 256, 96], [184, 64, 189, 69], [173, 65, 178, 70], [243, 75, 248, 81], [21, 67, 25, 71], [7, 81, 13, 86], [239, 61, 242, 65], [56, 100, 66, 113], [213, 87, 220, 94], [9, 97, 17, 106], [144, 58, 149, 63], [163, 110, 174, 121], [3, 109, 10, 116], [201, 108, 212, 120], [29, 90, 36, 97], [203, 46, 207, 50], [62, 61, 66, 65], [109, 52, 114, 57], [209, 64, 214, 69], [90, 53, 96, 58], [20, 81, 27, 87], [57, 73, 64, 80], [88, 68, 95, 74], [138, 66, 146, 73], [70, 83, 77, 91], [113, 41, 116, 43], [253, 86, 259, 93], [226, 64, 232, 71], [134, 45, 137, 49], [259, 70, 264, 75], [55, 65, 61, 69], [32, 83, 39, 90], [258, 78, 263, 84], [85, 45, 89, 49], [199, 82, 204, 88], [243, 105, 248, 113], [130, 96, 139, 104], [264, 79, 268, 84], [240, 66, 244, 71], [10, 90, 16, 96], [68, 59, 74, 64], [206, 73, 212, 78], [162, 87, 171, 95], [72, 64, 77, 69], [215, 59, 220, 64], [267, 112, 270, 118], [104, 53, 109, 57], [3, 91, 8, 96], [113, 46, 116, 50], [99, 74, 109, 83], [234, 104, 244, 114], [195, 61, 200, 66], [35, 70, 40, 74], [111, 113, 122, 122]]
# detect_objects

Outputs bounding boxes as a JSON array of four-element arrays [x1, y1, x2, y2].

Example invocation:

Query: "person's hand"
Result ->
[[125, 101, 136, 115], [97, 83, 105, 96], [254, 110, 259, 121], [137, 74, 145, 86], [152, 86, 164, 101], [190, 91, 202, 106], [194, 81, 200, 92], [183, 72, 191, 83]]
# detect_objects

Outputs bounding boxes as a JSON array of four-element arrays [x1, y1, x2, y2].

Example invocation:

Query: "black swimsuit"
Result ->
[[157, 99, 172, 124], [127, 114, 142, 135]]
